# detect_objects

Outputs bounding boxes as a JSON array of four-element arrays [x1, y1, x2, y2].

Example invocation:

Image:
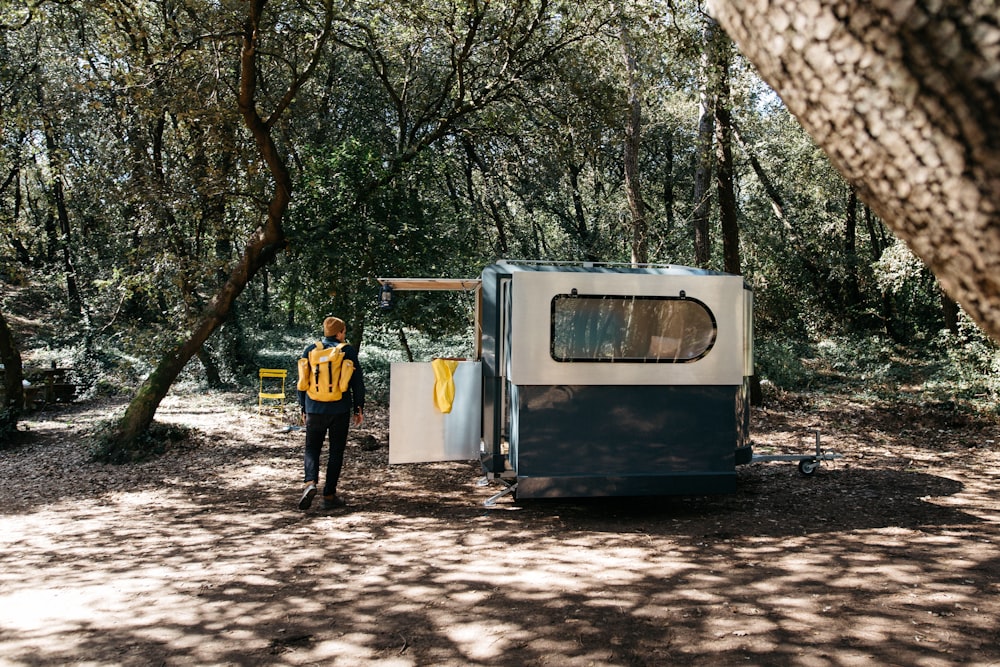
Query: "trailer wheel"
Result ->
[[798, 460, 819, 476]]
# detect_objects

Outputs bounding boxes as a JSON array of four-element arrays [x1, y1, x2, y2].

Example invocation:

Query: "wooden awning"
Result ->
[[376, 278, 481, 291]]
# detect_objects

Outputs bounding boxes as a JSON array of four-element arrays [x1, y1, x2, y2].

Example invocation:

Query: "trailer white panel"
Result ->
[[389, 361, 482, 464], [509, 271, 747, 386]]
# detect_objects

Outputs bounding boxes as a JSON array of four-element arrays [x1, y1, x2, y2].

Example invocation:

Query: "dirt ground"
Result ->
[[1, 390, 999, 667]]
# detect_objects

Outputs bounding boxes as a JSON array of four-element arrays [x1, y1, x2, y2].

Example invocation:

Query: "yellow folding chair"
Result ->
[[258, 368, 288, 414]]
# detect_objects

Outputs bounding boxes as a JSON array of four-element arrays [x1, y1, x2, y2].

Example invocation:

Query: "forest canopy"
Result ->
[[1, 0, 997, 451]]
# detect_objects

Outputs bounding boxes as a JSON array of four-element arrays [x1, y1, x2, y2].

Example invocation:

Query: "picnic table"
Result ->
[[16, 366, 76, 409]]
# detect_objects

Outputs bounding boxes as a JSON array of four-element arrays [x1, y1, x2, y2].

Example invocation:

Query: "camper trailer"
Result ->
[[386, 261, 756, 501]]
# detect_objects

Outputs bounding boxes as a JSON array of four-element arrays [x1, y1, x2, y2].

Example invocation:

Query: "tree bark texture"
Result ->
[[568, 162, 597, 262], [713, 30, 741, 275], [662, 135, 675, 234], [463, 139, 510, 256], [843, 187, 863, 311], [0, 309, 24, 412], [707, 0, 1000, 342], [692, 16, 719, 268], [620, 17, 648, 265], [40, 111, 83, 317], [732, 120, 787, 228]]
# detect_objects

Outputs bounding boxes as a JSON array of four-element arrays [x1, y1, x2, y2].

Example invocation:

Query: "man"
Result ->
[[296, 316, 365, 510]]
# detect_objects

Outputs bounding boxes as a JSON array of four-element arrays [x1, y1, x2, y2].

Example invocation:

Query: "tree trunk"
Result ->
[[710, 30, 760, 402], [261, 269, 270, 320], [0, 309, 24, 412], [941, 290, 960, 336], [619, 13, 647, 266], [463, 139, 509, 256], [37, 199, 58, 263], [3, 168, 32, 267], [662, 134, 675, 235], [198, 347, 224, 390], [863, 204, 884, 262], [860, 203, 898, 338], [568, 162, 597, 262], [398, 327, 414, 363], [714, 31, 740, 276], [692, 16, 719, 268], [707, 1, 1000, 343], [843, 187, 863, 312], [40, 111, 83, 317], [105, 0, 332, 453], [286, 268, 298, 328], [732, 120, 788, 231]]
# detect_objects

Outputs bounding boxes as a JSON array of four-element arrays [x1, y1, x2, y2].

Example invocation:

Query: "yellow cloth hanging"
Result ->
[[431, 358, 460, 413]]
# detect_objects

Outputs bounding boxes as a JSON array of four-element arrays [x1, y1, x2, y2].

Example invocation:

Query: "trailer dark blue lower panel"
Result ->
[[511, 384, 744, 497]]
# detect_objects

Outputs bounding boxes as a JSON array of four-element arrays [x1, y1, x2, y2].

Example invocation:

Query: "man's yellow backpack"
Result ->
[[297, 341, 355, 401]]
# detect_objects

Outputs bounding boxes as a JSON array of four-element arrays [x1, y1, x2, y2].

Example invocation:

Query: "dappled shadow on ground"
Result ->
[[1, 392, 999, 666], [512, 467, 967, 534]]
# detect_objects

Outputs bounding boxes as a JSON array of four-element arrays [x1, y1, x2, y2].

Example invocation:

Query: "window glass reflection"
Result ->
[[551, 295, 716, 362]]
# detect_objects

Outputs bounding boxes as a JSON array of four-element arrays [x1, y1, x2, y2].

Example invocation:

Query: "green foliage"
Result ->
[[286, 140, 481, 336], [926, 317, 1000, 408], [811, 337, 906, 389], [253, 327, 310, 376], [357, 327, 476, 403], [70, 345, 146, 399], [757, 330, 1000, 418], [872, 240, 946, 341], [755, 338, 813, 390]]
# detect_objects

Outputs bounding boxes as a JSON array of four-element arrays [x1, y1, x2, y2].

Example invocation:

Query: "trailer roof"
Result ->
[[486, 260, 732, 276]]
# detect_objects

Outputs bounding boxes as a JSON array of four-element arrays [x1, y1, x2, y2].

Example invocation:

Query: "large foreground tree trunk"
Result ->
[[707, 1, 1000, 342], [106, 0, 332, 453]]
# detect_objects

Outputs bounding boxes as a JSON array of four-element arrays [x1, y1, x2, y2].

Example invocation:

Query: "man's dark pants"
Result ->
[[304, 411, 350, 497]]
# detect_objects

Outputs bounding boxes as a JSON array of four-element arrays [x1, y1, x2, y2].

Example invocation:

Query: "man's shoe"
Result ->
[[298, 483, 317, 510], [322, 495, 346, 510]]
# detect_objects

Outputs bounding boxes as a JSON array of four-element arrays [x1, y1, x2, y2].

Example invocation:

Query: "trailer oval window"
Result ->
[[550, 294, 717, 362]]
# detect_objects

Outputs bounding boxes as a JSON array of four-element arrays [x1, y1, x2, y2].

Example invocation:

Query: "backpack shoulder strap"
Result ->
[[310, 340, 325, 386]]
